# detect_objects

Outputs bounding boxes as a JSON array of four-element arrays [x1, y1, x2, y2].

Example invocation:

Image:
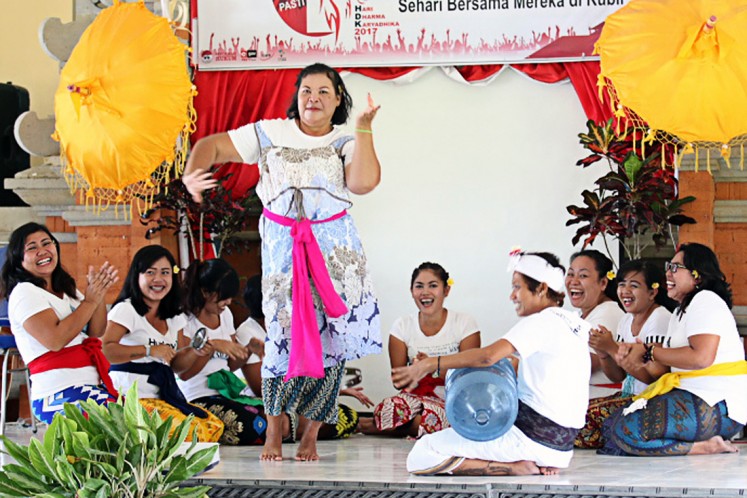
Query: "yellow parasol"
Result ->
[[54, 0, 196, 215], [596, 0, 747, 168]]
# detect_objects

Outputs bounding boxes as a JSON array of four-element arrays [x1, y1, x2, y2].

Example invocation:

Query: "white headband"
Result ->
[[507, 251, 565, 293]]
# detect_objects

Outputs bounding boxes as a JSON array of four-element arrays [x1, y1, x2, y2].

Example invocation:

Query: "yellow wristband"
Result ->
[[355, 128, 372, 134]]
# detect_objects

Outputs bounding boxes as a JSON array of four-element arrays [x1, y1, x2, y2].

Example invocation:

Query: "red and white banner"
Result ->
[[194, 0, 629, 71]]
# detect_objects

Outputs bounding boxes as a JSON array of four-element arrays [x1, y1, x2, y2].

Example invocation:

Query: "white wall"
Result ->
[[341, 67, 611, 410]]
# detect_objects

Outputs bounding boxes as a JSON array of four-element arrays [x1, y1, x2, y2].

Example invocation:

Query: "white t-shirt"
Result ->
[[615, 306, 672, 395], [228, 118, 355, 168], [389, 310, 480, 362], [235, 317, 265, 366], [176, 308, 237, 401], [8, 282, 100, 399], [665, 291, 747, 425], [107, 300, 186, 399], [234, 317, 266, 397], [504, 307, 591, 429], [584, 300, 624, 398]]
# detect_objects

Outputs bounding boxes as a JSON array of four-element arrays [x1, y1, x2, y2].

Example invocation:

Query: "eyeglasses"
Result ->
[[665, 262, 688, 274]]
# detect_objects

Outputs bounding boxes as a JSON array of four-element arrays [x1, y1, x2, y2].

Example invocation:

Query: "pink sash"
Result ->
[[263, 208, 349, 381]]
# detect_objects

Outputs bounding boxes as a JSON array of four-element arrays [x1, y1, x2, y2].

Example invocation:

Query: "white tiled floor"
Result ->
[[4, 424, 747, 496], [203, 435, 747, 491]]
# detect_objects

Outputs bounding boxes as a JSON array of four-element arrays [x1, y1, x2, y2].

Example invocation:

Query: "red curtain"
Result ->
[[192, 69, 301, 196]]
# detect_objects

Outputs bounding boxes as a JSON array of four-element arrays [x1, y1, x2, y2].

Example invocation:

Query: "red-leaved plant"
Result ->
[[141, 173, 261, 260], [566, 119, 696, 263]]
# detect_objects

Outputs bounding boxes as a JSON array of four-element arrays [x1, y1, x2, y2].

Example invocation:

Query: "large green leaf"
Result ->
[[123, 384, 149, 445], [63, 402, 94, 433], [28, 438, 62, 484], [623, 153, 644, 187], [163, 457, 190, 485], [0, 465, 48, 493], [0, 435, 32, 468], [82, 400, 126, 444], [71, 430, 92, 460], [31, 492, 69, 498], [182, 445, 218, 477], [54, 458, 80, 490], [167, 486, 212, 498], [0, 472, 34, 496]]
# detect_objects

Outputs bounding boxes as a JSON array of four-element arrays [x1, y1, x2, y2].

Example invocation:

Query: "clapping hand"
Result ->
[[84, 262, 119, 305], [589, 326, 617, 357], [616, 340, 646, 371]]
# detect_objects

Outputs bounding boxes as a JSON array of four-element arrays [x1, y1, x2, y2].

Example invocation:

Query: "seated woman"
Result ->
[[394, 251, 591, 476], [102, 245, 224, 442], [361, 262, 480, 438], [565, 250, 624, 399], [0, 222, 119, 423], [606, 243, 747, 456], [574, 259, 674, 449], [173, 259, 271, 445]]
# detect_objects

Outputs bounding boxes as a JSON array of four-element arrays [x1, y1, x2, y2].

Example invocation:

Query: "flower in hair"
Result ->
[[447, 278, 454, 286], [173, 265, 181, 274], [606, 270, 616, 280], [691, 270, 699, 280], [507, 246, 523, 271], [651, 282, 660, 289]]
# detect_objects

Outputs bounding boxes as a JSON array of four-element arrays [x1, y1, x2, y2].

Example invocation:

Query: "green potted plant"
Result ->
[[566, 119, 696, 264], [0, 385, 216, 498]]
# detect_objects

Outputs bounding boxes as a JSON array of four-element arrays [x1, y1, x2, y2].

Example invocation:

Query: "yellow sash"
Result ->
[[623, 360, 747, 416]]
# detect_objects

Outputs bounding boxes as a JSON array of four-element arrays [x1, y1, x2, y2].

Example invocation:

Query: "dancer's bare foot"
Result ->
[[689, 436, 739, 455], [261, 441, 283, 461], [451, 459, 540, 476], [261, 415, 285, 461], [296, 420, 322, 461], [539, 466, 560, 475]]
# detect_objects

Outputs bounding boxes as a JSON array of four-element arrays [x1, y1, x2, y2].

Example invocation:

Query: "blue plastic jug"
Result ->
[[444, 358, 519, 442]]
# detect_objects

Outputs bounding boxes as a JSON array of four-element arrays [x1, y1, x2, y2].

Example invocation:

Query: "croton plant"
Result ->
[[566, 119, 696, 263]]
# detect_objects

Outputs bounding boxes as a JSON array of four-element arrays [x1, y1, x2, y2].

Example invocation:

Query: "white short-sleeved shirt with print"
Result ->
[[235, 317, 266, 367], [665, 290, 747, 425], [504, 307, 591, 430], [615, 306, 671, 395], [234, 317, 266, 397], [107, 300, 186, 398], [389, 310, 480, 362], [176, 308, 237, 402], [583, 300, 625, 398], [228, 118, 355, 170], [8, 282, 100, 399]]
